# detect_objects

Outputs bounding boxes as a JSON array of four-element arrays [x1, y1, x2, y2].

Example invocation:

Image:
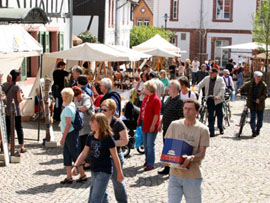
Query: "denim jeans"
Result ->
[[207, 99, 223, 135], [63, 130, 79, 166], [250, 109, 264, 133], [103, 152, 128, 203], [168, 176, 202, 203], [89, 171, 112, 203], [142, 131, 157, 167]]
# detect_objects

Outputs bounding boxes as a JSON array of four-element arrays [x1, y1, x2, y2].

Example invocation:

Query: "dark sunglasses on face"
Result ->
[[101, 108, 109, 112]]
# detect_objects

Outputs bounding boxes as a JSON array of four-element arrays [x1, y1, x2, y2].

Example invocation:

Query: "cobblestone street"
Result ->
[[1, 98, 270, 203]]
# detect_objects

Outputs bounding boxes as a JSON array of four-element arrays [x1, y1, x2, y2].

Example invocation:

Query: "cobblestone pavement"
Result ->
[[1, 98, 270, 203]]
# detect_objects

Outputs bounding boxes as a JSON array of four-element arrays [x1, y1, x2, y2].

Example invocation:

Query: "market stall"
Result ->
[[132, 34, 181, 71]]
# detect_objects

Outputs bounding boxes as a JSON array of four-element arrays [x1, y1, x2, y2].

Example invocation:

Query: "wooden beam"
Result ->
[[59, 0, 64, 13], [24, 0, 26, 8], [86, 15, 94, 32]]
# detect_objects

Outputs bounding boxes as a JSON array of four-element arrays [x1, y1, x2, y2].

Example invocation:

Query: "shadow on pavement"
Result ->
[[33, 147, 63, 156], [22, 120, 61, 131], [16, 181, 91, 195], [130, 174, 168, 188], [39, 158, 63, 165], [123, 165, 146, 177], [221, 134, 255, 140], [34, 168, 66, 176]]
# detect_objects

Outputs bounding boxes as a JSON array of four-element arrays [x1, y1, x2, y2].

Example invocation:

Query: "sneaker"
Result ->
[[256, 130, 260, 136], [210, 133, 215, 137], [252, 132, 257, 137]]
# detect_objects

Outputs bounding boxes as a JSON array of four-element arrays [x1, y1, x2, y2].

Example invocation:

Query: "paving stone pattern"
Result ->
[[1, 98, 270, 203]]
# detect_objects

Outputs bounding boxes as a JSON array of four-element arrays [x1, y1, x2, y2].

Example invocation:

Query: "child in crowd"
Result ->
[[71, 113, 124, 203]]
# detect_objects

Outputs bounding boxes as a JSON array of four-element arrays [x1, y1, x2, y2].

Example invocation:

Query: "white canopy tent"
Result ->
[[221, 42, 266, 50], [132, 34, 181, 53], [142, 48, 181, 58], [22, 43, 146, 116], [109, 45, 151, 59], [0, 25, 43, 80]]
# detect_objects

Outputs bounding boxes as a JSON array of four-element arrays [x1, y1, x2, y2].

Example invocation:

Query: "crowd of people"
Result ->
[[0, 56, 268, 202]]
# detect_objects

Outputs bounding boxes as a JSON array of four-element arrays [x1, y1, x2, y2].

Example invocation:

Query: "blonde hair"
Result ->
[[160, 70, 167, 77], [90, 113, 113, 141], [100, 99, 117, 114], [144, 80, 157, 93], [61, 88, 74, 102], [185, 59, 191, 65]]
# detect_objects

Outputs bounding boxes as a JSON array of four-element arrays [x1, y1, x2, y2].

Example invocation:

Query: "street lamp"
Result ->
[[164, 13, 169, 30]]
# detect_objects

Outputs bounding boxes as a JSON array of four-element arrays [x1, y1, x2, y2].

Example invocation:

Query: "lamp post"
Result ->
[[164, 13, 169, 30]]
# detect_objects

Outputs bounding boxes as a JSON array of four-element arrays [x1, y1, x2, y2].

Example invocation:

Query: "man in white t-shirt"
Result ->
[[178, 76, 197, 101], [192, 57, 200, 84]]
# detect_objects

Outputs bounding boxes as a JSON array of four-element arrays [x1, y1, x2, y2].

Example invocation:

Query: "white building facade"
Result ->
[[73, 0, 138, 47], [153, 0, 258, 67], [0, 0, 71, 78]]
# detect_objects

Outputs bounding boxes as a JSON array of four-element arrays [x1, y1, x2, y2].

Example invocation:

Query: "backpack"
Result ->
[[72, 109, 84, 131], [179, 90, 199, 100]]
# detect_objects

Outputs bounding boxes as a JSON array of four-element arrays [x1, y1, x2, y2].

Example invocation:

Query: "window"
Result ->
[[213, 0, 233, 22], [170, 36, 178, 46], [170, 0, 179, 21], [181, 33, 186, 40], [136, 18, 143, 26], [144, 19, 150, 26], [212, 38, 231, 67], [136, 18, 150, 26]]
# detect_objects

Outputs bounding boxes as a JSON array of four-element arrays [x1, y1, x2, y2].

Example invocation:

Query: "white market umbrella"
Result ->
[[221, 42, 266, 50], [143, 48, 181, 58], [44, 43, 140, 62], [109, 45, 151, 59], [133, 34, 180, 53]]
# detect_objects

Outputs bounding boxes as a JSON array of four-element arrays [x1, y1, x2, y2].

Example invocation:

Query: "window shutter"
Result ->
[[44, 32, 50, 52], [58, 32, 64, 51]]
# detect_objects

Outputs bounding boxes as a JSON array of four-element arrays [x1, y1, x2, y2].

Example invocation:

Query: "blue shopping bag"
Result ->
[[135, 126, 143, 148]]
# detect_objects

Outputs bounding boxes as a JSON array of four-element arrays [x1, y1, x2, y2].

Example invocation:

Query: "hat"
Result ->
[[210, 68, 218, 73], [223, 69, 230, 74], [254, 71, 263, 77]]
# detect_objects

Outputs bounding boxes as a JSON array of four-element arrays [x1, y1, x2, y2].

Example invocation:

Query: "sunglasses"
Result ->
[[101, 108, 109, 112]]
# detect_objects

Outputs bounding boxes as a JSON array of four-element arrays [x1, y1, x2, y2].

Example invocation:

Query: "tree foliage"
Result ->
[[130, 26, 175, 48], [78, 31, 97, 43], [252, 0, 270, 75]]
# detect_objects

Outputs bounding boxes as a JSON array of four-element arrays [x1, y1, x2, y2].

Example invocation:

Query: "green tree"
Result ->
[[130, 26, 175, 48], [252, 0, 270, 78], [78, 31, 97, 43]]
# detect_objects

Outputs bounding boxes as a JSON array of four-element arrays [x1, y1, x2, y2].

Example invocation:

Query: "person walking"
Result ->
[[137, 81, 161, 171], [164, 99, 210, 203], [72, 113, 124, 203], [239, 71, 267, 137], [158, 80, 184, 175], [148, 71, 165, 99], [191, 57, 200, 85], [197, 68, 226, 137], [193, 64, 209, 97], [101, 99, 129, 203], [59, 88, 86, 184], [235, 68, 244, 94], [2, 69, 27, 153], [52, 61, 69, 121], [72, 86, 94, 169]]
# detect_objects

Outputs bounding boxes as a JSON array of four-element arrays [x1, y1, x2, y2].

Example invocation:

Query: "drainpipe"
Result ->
[[198, 0, 203, 63], [69, 0, 73, 48]]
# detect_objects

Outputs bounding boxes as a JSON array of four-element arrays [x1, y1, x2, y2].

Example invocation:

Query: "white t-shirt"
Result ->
[[137, 81, 145, 101], [192, 61, 200, 72], [180, 91, 197, 101]]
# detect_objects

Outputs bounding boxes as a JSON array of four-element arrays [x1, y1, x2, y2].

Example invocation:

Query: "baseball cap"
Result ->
[[254, 71, 263, 77]]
